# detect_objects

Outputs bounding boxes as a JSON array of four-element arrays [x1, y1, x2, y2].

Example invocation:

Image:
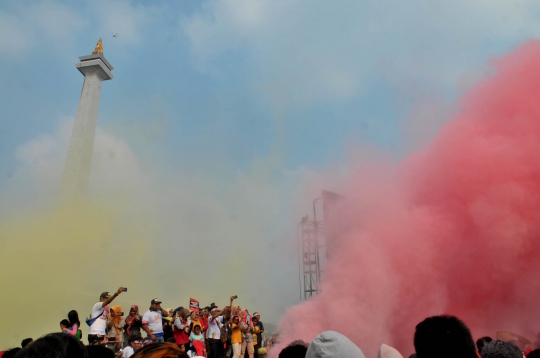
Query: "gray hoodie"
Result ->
[[305, 331, 365, 358], [378, 344, 404, 358]]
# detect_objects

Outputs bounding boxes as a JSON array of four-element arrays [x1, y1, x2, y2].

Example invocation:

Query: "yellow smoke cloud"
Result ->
[[0, 198, 153, 347], [0, 119, 304, 349]]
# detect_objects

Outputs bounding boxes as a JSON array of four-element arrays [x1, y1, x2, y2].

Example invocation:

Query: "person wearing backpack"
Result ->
[[87, 287, 124, 344]]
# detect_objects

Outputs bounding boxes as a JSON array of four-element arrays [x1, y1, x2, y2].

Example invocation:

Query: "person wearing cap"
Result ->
[[207, 307, 225, 358], [88, 287, 124, 344], [141, 298, 170, 342]]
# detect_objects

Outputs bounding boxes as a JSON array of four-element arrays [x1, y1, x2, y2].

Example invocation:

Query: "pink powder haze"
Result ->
[[276, 41, 540, 356]]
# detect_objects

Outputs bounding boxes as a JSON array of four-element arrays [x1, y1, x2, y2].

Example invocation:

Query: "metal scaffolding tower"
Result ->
[[298, 198, 326, 301]]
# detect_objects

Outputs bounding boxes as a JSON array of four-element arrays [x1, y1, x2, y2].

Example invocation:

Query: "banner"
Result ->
[[189, 297, 200, 312]]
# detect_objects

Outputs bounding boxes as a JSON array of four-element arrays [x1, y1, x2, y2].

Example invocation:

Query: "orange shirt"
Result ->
[[191, 319, 202, 330]]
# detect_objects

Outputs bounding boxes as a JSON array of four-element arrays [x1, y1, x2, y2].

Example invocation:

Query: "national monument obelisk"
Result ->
[[59, 39, 114, 202]]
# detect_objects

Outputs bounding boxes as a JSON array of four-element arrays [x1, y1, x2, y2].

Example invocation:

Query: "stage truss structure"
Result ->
[[298, 198, 326, 301]]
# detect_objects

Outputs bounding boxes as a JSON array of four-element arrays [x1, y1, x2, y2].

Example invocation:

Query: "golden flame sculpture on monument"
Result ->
[[91, 38, 103, 55]]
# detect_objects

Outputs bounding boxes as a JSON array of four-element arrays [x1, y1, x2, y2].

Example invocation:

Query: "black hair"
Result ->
[[128, 335, 143, 344], [60, 319, 70, 328], [528, 349, 540, 358], [481, 340, 522, 358], [414, 315, 477, 358], [14, 333, 88, 358], [87, 335, 105, 345], [21, 338, 33, 348], [86, 345, 115, 358], [278, 340, 308, 358], [68, 310, 80, 328], [476, 336, 493, 353], [4, 348, 21, 358]]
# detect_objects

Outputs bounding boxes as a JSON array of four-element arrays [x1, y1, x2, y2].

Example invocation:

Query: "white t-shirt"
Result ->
[[122, 346, 134, 358], [174, 317, 191, 330], [142, 310, 163, 334], [207, 316, 223, 340], [89, 303, 109, 335]]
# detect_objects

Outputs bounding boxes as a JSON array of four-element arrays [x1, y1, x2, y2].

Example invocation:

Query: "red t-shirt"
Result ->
[[200, 316, 209, 337], [173, 320, 190, 345]]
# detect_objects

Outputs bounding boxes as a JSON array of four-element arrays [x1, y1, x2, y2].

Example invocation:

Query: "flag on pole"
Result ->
[[189, 298, 200, 312]]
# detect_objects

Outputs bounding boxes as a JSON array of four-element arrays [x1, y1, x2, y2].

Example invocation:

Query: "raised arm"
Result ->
[[222, 296, 235, 320], [102, 287, 123, 308], [159, 307, 169, 317], [210, 309, 223, 319]]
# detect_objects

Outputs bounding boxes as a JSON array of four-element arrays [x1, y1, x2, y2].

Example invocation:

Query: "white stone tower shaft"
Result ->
[[59, 53, 114, 201]]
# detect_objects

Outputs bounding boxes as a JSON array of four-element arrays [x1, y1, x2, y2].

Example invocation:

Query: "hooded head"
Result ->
[[110, 305, 122, 318], [175, 307, 190, 320], [110, 306, 123, 335], [306, 331, 365, 358], [378, 344, 404, 358]]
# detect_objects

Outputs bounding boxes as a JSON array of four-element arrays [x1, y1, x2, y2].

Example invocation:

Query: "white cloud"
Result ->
[[2, 118, 148, 213], [182, 0, 540, 106], [0, 1, 87, 57]]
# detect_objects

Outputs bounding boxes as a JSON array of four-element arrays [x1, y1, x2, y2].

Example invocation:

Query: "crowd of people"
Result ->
[[2, 290, 537, 358], [276, 315, 540, 358], [0, 287, 273, 358]]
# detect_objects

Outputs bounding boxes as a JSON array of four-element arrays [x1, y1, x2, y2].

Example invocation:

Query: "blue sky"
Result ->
[[2, 0, 540, 325], [3, 0, 538, 175], [3, 0, 535, 178]]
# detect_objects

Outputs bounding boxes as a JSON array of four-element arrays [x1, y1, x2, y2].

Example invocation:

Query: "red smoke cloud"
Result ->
[[276, 41, 540, 356]]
